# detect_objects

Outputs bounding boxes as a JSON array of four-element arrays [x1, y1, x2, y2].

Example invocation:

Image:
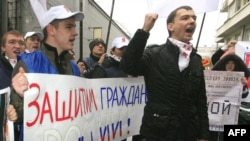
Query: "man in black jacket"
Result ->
[[121, 6, 209, 141], [0, 30, 25, 141]]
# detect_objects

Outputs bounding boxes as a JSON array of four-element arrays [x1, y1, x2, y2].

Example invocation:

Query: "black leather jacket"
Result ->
[[121, 29, 209, 141]]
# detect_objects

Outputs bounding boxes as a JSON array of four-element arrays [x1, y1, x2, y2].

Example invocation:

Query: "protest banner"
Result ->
[[0, 87, 14, 141], [204, 70, 243, 131], [23, 74, 147, 141], [28, 0, 47, 26]]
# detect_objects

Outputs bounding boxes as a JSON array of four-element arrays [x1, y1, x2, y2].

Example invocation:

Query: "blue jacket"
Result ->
[[10, 43, 80, 141]]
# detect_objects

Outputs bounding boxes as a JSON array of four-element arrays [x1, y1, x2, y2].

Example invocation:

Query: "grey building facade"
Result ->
[[216, 0, 250, 44]]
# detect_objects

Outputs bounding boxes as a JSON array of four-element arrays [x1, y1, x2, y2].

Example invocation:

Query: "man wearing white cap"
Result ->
[[10, 5, 84, 141], [101, 37, 130, 77], [24, 31, 43, 53]]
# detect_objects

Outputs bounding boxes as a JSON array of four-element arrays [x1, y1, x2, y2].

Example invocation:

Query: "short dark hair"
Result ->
[[166, 6, 193, 37]]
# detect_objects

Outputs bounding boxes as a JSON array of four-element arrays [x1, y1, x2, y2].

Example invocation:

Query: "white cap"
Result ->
[[41, 5, 84, 29], [24, 31, 44, 40], [111, 37, 129, 49]]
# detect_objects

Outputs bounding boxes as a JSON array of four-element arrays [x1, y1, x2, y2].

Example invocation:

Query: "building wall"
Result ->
[[0, 0, 8, 39], [216, 0, 250, 44]]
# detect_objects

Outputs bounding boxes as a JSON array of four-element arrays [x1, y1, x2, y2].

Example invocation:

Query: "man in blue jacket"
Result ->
[[10, 5, 84, 141]]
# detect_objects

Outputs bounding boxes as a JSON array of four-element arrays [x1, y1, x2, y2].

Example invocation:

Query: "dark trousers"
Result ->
[[14, 123, 21, 141]]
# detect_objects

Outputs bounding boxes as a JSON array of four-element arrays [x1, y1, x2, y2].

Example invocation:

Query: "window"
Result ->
[[228, 4, 235, 18], [235, 32, 242, 41], [235, 0, 242, 11], [243, 28, 250, 41]]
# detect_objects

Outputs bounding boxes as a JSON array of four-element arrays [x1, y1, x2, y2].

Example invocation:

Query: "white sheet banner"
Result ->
[[29, 0, 47, 27], [204, 70, 243, 131], [147, 0, 220, 18], [23, 74, 146, 141]]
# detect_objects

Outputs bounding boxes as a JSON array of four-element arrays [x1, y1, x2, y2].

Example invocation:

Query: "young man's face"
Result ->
[[25, 35, 41, 52], [50, 17, 78, 53], [1, 34, 25, 59], [92, 43, 106, 57], [167, 9, 197, 43]]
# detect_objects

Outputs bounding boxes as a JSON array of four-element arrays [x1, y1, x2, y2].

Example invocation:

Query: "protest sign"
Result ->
[[204, 70, 243, 131], [23, 74, 146, 141]]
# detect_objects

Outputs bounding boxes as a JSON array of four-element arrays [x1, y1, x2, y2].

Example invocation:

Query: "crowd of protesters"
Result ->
[[0, 4, 250, 141]]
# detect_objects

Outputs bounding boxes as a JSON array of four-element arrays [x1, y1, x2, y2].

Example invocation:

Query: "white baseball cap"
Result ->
[[111, 37, 129, 49], [24, 31, 44, 40], [41, 5, 84, 29]]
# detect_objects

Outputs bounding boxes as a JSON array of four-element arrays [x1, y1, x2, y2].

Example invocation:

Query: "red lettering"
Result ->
[[56, 90, 71, 121], [75, 88, 83, 117], [85, 89, 98, 113], [26, 86, 99, 127], [40, 92, 53, 124], [26, 83, 40, 127]]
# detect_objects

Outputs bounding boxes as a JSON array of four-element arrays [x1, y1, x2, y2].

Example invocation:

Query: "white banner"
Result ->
[[204, 70, 243, 131], [29, 0, 47, 27], [147, 0, 220, 18], [23, 74, 146, 141]]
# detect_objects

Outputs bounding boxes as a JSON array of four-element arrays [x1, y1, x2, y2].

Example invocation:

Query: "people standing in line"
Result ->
[[0, 30, 25, 141], [211, 40, 237, 65], [82, 38, 107, 78], [120, 6, 209, 141], [210, 54, 250, 141], [10, 5, 84, 141], [23, 31, 43, 53]]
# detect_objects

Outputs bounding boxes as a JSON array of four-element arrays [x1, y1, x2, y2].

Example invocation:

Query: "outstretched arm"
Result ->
[[121, 13, 158, 75]]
